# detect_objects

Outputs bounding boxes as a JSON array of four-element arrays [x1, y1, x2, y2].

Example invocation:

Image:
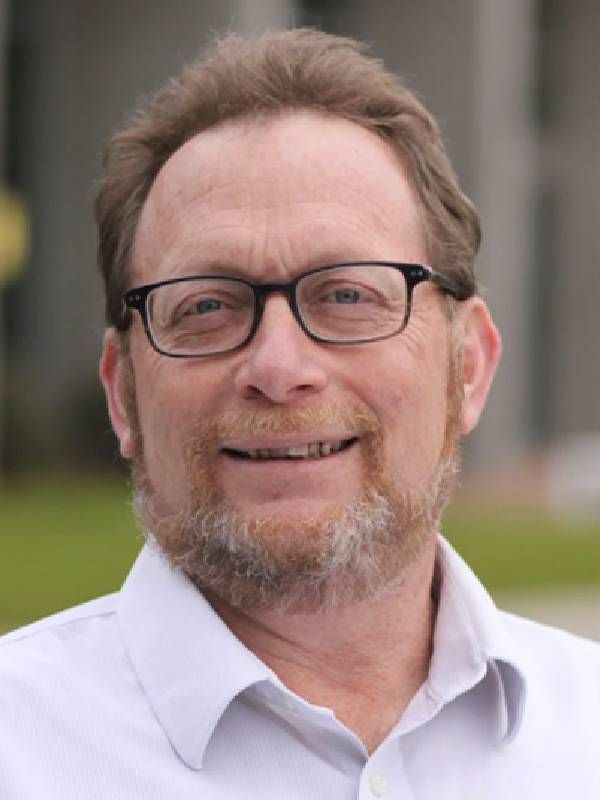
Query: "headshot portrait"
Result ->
[[1, 6, 599, 799]]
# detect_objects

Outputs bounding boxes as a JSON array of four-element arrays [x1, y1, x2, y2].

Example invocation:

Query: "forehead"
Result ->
[[132, 111, 425, 283]]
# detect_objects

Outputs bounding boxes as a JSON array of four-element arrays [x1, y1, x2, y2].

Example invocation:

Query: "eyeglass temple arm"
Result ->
[[429, 270, 472, 301]]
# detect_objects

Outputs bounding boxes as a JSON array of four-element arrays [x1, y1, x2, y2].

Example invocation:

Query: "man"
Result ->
[[1, 29, 598, 798]]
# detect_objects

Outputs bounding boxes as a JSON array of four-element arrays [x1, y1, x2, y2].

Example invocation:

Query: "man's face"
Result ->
[[102, 112, 482, 611]]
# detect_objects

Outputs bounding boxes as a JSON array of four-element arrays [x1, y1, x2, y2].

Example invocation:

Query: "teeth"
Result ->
[[237, 440, 351, 459], [287, 445, 311, 457]]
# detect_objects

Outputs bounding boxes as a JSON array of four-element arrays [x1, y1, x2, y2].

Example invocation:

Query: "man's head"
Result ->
[[96, 29, 480, 330], [99, 31, 500, 613]]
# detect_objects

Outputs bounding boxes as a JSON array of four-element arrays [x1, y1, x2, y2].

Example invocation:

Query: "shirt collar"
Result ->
[[117, 536, 528, 769], [117, 544, 273, 769], [428, 535, 527, 742]]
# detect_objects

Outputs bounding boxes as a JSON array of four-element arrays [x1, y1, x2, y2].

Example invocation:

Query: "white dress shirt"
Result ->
[[1, 535, 599, 799]]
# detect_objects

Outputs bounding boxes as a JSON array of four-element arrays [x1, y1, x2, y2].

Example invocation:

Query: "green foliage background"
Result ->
[[1, 478, 599, 632]]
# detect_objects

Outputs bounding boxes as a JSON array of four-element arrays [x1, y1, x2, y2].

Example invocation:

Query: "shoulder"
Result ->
[[0, 593, 145, 745], [500, 608, 600, 660], [500, 609, 600, 705], [0, 594, 120, 689], [0, 593, 118, 650], [0, 594, 167, 796]]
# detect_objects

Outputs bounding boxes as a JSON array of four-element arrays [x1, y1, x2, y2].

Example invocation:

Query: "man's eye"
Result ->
[[331, 288, 361, 304], [187, 298, 223, 315]]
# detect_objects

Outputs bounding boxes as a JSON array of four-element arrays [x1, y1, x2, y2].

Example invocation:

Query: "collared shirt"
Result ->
[[1, 536, 599, 799]]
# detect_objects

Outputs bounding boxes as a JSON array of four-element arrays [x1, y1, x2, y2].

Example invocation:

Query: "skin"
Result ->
[[101, 111, 501, 752]]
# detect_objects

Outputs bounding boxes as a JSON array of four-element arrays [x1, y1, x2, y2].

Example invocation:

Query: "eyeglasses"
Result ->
[[122, 261, 465, 358]]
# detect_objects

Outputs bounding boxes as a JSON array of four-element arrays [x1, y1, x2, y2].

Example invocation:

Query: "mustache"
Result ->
[[185, 403, 382, 445]]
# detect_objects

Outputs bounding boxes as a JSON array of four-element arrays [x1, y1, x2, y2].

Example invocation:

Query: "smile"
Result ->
[[223, 437, 357, 460]]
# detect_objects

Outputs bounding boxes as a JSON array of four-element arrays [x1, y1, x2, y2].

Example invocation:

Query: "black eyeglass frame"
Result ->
[[121, 261, 466, 358]]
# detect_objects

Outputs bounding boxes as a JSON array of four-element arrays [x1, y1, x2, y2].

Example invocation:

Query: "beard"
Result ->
[[125, 349, 462, 614]]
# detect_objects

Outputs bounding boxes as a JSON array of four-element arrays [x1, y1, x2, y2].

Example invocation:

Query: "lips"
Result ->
[[222, 437, 357, 460]]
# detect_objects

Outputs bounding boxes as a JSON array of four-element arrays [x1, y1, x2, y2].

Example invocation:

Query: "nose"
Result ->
[[233, 295, 329, 404]]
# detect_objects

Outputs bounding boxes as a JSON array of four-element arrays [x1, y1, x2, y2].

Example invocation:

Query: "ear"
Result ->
[[99, 328, 135, 459], [457, 297, 502, 435]]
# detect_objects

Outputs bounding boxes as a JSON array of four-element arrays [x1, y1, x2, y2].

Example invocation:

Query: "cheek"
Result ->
[[136, 390, 187, 489], [388, 394, 447, 482], [362, 352, 450, 485], [131, 365, 197, 486], [134, 358, 232, 455]]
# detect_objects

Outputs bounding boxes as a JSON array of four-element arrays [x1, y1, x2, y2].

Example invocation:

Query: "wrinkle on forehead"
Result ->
[[132, 111, 426, 283]]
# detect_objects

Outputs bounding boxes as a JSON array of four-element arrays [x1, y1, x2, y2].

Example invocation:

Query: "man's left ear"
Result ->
[[456, 297, 502, 435]]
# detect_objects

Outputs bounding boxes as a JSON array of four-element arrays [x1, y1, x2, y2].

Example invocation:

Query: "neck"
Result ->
[[208, 536, 438, 753]]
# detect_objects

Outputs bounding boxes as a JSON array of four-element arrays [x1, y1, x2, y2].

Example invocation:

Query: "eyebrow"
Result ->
[[152, 256, 249, 281]]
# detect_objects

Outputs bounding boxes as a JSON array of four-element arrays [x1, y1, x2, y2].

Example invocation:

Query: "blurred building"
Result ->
[[0, 0, 598, 475]]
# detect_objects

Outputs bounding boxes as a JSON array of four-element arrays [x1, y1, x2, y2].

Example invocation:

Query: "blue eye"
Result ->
[[193, 298, 222, 314], [334, 288, 361, 304]]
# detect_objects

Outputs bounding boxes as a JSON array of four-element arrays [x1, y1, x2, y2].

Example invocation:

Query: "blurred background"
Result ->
[[0, 0, 598, 635]]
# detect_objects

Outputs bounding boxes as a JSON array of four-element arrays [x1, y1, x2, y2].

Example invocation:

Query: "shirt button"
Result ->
[[369, 773, 388, 797]]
